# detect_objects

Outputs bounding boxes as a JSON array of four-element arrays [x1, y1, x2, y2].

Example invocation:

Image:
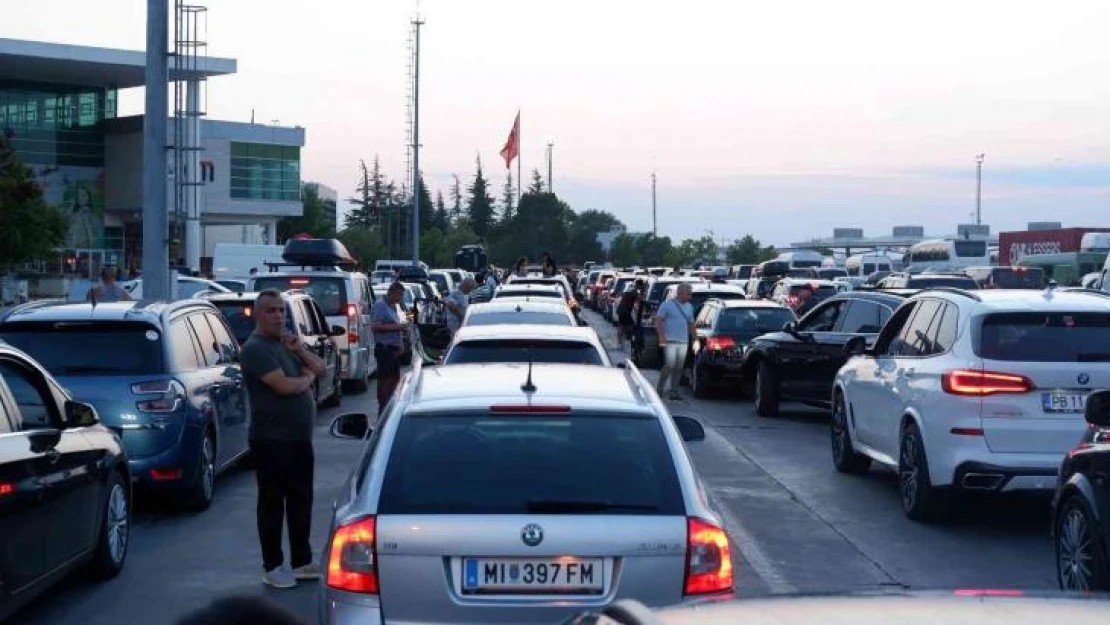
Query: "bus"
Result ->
[[774, 251, 825, 270], [845, 253, 894, 278], [904, 238, 991, 272]]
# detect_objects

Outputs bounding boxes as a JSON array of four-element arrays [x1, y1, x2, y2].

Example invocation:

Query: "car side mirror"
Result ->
[[782, 320, 799, 335], [330, 413, 371, 440], [64, 400, 99, 428], [330, 325, 346, 337], [844, 335, 869, 356], [1085, 390, 1110, 427], [671, 415, 706, 442]]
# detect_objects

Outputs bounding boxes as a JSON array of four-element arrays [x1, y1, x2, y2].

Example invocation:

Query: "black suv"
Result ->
[[0, 342, 130, 620], [688, 299, 796, 398], [739, 291, 907, 416], [204, 291, 343, 408]]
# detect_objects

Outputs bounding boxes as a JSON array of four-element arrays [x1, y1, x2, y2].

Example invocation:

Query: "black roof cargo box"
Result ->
[[281, 238, 356, 267]]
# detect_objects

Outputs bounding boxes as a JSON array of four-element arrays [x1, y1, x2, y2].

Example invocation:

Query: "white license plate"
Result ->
[[462, 558, 604, 594], [1042, 392, 1087, 413]]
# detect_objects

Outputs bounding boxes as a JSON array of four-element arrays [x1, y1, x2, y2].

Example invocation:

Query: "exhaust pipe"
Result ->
[[961, 472, 1005, 490]]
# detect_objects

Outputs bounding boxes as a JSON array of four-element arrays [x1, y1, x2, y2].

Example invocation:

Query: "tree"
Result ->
[[726, 234, 776, 264], [415, 171, 434, 236], [566, 209, 620, 263], [0, 132, 68, 271], [527, 168, 545, 194], [345, 159, 374, 230], [277, 183, 336, 242], [467, 156, 496, 238], [449, 174, 464, 224], [499, 171, 515, 223], [337, 227, 388, 272], [610, 233, 641, 267], [636, 234, 674, 267], [432, 190, 449, 232]]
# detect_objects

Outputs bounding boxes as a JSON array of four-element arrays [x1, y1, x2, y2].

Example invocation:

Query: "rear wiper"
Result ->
[[526, 499, 659, 513], [1076, 353, 1110, 362]]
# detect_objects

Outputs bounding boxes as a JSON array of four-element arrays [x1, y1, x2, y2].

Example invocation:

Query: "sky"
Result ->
[[8, 0, 1110, 247]]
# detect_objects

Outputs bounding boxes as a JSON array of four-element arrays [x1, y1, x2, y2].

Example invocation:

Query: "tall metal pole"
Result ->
[[975, 153, 985, 226], [651, 172, 657, 237], [411, 15, 424, 265], [144, 0, 171, 300], [516, 111, 522, 203], [546, 141, 553, 193]]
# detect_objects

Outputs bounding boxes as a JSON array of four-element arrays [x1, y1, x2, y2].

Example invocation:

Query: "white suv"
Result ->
[[831, 287, 1110, 520]]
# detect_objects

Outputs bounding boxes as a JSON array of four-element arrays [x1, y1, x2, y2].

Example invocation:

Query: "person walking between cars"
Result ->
[[371, 282, 410, 415], [616, 279, 643, 349], [445, 277, 476, 336], [240, 289, 327, 589], [654, 283, 695, 401]]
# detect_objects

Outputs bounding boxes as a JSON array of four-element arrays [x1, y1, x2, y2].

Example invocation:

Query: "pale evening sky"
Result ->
[[8, 0, 1110, 246]]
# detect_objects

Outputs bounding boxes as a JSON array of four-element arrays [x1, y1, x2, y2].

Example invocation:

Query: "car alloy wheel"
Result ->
[[1057, 497, 1107, 591], [107, 482, 129, 565], [199, 435, 215, 504], [898, 428, 920, 511]]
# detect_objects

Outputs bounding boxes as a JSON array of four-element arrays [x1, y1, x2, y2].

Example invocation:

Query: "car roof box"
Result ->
[[281, 238, 356, 267], [396, 265, 429, 281]]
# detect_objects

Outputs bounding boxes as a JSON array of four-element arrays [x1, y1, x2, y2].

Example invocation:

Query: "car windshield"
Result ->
[[907, 277, 980, 289], [0, 321, 165, 375], [252, 276, 348, 316], [466, 312, 573, 326], [445, 339, 607, 365], [718, 308, 797, 334], [978, 312, 1110, 362], [510, 279, 570, 298], [377, 413, 685, 514]]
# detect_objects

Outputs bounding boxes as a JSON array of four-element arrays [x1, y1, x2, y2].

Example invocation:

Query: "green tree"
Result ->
[[432, 190, 449, 232], [415, 171, 434, 236], [686, 236, 719, 266], [726, 234, 776, 264], [636, 234, 673, 267], [337, 227, 388, 272], [277, 183, 336, 242], [345, 159, 374, 230], [449, 174, 464, 225], [566, 209, 621, 263], [0, 132, 67, 270], [499, 171, 515, 223], [610, 233, 641, 267], [527, 168, 545, 194], [467, 157, 496, 238]]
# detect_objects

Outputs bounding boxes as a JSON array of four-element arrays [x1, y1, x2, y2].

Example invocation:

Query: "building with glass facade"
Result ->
[[0, 38, 307, 279]]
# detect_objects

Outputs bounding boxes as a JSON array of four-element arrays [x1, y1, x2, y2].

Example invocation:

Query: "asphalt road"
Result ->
[[13, 310, 1059, 625]]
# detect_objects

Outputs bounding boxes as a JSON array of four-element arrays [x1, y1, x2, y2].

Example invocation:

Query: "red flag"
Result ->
[[499, 112, 520, 169]]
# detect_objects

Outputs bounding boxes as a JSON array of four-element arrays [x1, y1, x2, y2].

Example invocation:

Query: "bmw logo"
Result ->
[[521, 523, 544, 547], [1079, 373, 1091, 386]]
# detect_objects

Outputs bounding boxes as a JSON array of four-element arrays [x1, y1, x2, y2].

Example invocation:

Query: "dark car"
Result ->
[[0, 342, 130, 621], [0, 300, 251, 510], [204, 291, 344, 408], [877, 272, 980, 290], [1052, 389, 1110, 592], [687, 300, 796, 398], [739, 291, 908, 416]]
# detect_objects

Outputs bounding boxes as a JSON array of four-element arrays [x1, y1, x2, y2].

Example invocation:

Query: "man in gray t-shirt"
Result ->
[[654, 283, 695, 400], [240, 289, 327, 589], [444, 277, 477, 335], [371, 283, 411, 414]]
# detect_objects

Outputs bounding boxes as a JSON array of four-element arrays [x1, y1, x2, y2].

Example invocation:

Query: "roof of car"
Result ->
[[918, 288, 1110, 313], [452, 323, 601, 342], [408, 362, 651, 413], [667, 283, 746, 293], [778, 278, 839, 287], [467, 300, 574, 314], [0, 299, 211, 325]]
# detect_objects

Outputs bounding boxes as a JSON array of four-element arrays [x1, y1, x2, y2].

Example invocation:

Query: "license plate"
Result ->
[[462, 558, 604, 595], [1042, 392, 1087, 413]]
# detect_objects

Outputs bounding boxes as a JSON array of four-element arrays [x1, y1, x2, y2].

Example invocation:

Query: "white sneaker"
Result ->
[[292, 562, 321, 581], [262, 566, 297, 588]]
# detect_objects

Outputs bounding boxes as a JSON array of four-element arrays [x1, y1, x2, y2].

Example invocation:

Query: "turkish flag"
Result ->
[[499, 112, 520, 169]]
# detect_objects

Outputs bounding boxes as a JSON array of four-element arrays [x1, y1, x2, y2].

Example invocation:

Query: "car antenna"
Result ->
[[521, 354, 537, 393]]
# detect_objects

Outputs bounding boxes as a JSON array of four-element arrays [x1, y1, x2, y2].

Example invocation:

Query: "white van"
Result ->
[[212, 244, 286, 281]]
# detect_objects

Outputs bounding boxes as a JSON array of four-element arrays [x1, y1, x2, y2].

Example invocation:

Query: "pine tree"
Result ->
[[344, 159, 374, 229], [499, 171, 515, 223], [433, 190, 449, 231], [527, 168, 545, 195], [416, 171, 434, 236], [467, 156, 496, 238], [449, 174, 464, 225]]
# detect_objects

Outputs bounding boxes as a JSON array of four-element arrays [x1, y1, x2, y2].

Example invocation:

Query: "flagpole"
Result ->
[[516, 109, 522, 203]]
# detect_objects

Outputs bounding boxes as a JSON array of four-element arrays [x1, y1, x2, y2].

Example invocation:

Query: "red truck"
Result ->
[[998, 227, 1110, 265]]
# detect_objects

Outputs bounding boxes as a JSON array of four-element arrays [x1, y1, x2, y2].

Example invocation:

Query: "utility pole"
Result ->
[[410, 14, 424, 266], [975, 153, 985, 226], [546, 141, 554, 193], [651, 172, 657, 237], [143, 0, 170, 300]]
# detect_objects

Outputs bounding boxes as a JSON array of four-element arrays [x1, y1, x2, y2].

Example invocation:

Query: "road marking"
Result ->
[[706, 488, 797, 594]]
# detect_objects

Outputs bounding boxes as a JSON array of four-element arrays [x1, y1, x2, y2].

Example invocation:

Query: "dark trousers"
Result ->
[[375, 342, 402, 415], [252, 440, 314, 572]]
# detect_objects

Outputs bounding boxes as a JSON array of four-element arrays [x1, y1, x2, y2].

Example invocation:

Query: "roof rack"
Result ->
[[914, 286, 982, 302]]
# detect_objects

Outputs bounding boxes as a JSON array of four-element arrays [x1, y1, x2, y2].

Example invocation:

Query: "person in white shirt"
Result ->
[[653, 283, 696, 401], [445, 278, 477, 335]]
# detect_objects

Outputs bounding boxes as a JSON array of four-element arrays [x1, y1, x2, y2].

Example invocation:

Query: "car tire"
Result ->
[[692, 360, 715, 399], [898, 421, 945, 521], [322, 359, 342, 408], [1056, 494, 1110, 591], [184, 432, 216, 511], [831, 391, 871, 474], [754, 360, 779, 417], [88, 470, 130, 579]]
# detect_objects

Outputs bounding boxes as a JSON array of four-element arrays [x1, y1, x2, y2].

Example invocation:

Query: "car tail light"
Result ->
[[785, 295, 800, 308], [942, 370, 1033, 396], [346, 304, 360, 344], [290, 278, 310, 286], [327, 516, 379, 594], [490, 405, 572, 413], [684, 517, 733, 595], [150, 468, 183, 480], [132, 379, 185, 413], [0, 483, 15, 496], [706, 336, 736, 351]]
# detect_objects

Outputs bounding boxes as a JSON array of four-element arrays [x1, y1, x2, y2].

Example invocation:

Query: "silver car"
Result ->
[[320, 360, 734, 624]]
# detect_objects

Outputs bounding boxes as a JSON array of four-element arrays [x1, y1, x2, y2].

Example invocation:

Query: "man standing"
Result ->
[[87, 266, 132, 302], [371, 282, 409, 415], [240, 290, 326, 589], [444, 277, 476, 336], [654, 283, 695, 401]]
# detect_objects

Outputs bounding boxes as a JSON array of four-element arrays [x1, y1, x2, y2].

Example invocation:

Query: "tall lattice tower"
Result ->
[[171, 1, 208, 270]]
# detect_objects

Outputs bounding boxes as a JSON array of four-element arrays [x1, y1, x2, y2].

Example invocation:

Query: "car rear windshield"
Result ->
[[906, 277, 979, 289], [790, 285, 838, 298], [512, 279, 571, 298], [497, 289, 561, 299], [690, 291, 745, 311], [978, 312, 1110, 362], [467, 312, 573, 327], [0, 321, 165, 375], [718, 308, 796, 334], [252, 276, 348, 316], [989, 268, 1045, 289], [377, 413, 685, 514], [647, 281, 683, 301], [445, 339, 606, 365]]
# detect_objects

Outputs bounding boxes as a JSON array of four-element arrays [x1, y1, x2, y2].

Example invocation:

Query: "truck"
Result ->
[[998, 227, 1110, 266]]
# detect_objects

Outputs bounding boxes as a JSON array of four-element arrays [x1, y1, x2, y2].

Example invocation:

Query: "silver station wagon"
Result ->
[[319, 360, 734, 624]]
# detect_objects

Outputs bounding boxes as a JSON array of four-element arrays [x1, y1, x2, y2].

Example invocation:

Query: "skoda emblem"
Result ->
[[521, 523, 544, 547], [1079, 373, 1091, 386]]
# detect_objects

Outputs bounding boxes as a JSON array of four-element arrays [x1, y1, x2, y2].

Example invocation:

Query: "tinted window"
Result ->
[[906, 277, 979, 289], [896, 300, 942, 357], [445, 340, 606, 365], [954, 240, 987, 258], [978, 312, 1110, 362], [377, 414, 685, 514], [837, 301, 887, 334], [0, 322, 165, 375], [817, 269, 848, 279], [466, 312, 573, 327], [990, 268, 1045, 289], [212, 301, 257, 344], [253, 276, 348, 316], [689, 291, 744, 314], [496, 289, 561, 299], [429, 274, 450, 294], [932, 304, 958, 353], [188, 315, 222, 367], [0, 360, 56, 430], [205, 313, 239, 362], [800, 301, 845, 332], [717, 308, 795, 334]]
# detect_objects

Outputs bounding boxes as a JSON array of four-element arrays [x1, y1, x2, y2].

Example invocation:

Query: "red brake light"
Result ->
[[150, 468, 183, 480], [346, 304, 359, 318], [942, 370, 1033, 396], [0, 483, 15, 496], [327, 516, 379, 594], [706, 336, 737, 351], [684, 517, 733, 595], [489, 405, 572, 413], [290, 278, 310, 286]]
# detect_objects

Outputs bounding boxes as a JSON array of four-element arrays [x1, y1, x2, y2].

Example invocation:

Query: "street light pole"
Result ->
[[143, 0, 170, 300], [975, 153, 985, 226], [546, 141, 554, 193], [651, 172, 657, 237]]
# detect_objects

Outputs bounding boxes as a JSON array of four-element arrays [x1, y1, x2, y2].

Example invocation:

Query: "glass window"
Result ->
[[168, 320, 202, 371], [204, 313, 239, 362], [445, 340, 607, 366], [906, 276, 979, 289], [188, 315, 222, 367], [931, 304, 958, 354], [717, 307, 795, 335], [229, 141, 301, 201], [212, 301, 256, 345], [0, 360, 58, 430], [377, 413, 685, 515], [799, 301, 844, 332], [0, 322, 165, 375], [836, 301, 886, 334], [466, 311, 574, 327], [252, 276, 348, 317], [977, 312, 1110, 362], [954, 241, 987, 258], [896, 300, 942, 357]]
